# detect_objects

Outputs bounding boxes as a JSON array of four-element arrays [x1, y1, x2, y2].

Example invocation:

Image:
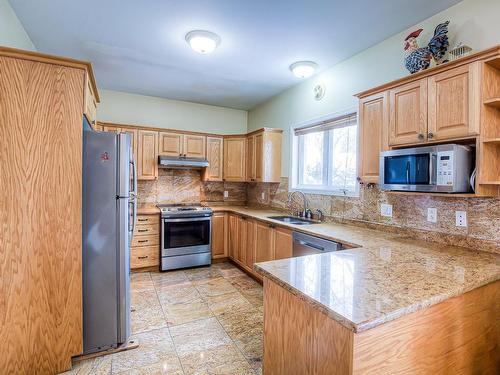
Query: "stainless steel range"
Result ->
[[158, 203, 212, 271]]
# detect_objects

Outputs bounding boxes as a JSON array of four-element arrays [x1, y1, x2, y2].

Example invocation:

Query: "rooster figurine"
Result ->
[[404, 21, 450, 74]]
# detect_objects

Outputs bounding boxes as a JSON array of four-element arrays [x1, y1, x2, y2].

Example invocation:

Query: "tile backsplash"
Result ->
[[138, 171, 499, 253], [137, 169, 246, 205], [247, 178, 500, 254]]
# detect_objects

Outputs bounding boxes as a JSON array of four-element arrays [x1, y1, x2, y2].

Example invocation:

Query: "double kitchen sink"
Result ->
[[267, 215, 319, 225]]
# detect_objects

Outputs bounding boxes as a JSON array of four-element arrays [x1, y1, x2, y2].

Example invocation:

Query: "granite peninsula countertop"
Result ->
[[137, 204, 500, 332]]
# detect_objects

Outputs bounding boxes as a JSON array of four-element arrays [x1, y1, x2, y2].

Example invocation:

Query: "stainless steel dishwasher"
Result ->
[[292, 232, 344, 257]]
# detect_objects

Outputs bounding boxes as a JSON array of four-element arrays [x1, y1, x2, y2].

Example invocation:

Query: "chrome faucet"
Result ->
[[287, 191, 307, 217]]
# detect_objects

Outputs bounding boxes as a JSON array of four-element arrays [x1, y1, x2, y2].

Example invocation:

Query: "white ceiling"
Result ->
[[10, 0, 460, 110]]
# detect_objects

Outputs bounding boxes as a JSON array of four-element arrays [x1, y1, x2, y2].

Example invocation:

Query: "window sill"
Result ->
[[290, 186, 360, 198]]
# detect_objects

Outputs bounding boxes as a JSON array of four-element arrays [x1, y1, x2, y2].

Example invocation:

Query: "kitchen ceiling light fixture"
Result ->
[[290, 61, 317, 78], [185, 30, 220, 54]]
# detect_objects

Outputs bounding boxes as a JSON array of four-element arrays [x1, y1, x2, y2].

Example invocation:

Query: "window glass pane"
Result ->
[[300, 131, 325, 185], [330, 125, 357, 192]]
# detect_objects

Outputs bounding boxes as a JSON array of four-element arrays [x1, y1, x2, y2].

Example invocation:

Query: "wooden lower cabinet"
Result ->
[[254, 220, 275, 263], [236, 216, 248, 265], [131, 246, 159, 268], [211, 212, 227, 258], [274, 227, 293, 260], [228, 214, 239, 260], [221, 213, 293, 277], [131, 214, 160, 270], [264, 278, 500, 375], [245, 220, 255, 270]]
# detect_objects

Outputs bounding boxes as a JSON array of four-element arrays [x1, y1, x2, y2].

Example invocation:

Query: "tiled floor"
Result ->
[[66, 262, 264, 374]]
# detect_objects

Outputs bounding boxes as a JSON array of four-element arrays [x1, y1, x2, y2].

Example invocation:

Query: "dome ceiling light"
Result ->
[[290, 61, 317, 78], [185, 30, 220, 54]]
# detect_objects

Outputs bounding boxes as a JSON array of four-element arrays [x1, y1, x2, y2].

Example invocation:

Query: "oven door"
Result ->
[[161, 216, 211, 257], [380, 147, 437, 192]]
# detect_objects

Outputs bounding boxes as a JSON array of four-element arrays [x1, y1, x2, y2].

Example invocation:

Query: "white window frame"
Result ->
[[290, 108, 359, 197]]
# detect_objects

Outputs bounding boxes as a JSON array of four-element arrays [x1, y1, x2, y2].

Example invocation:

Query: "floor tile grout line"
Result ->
[[129, 264, 262, 374], [151, 271, 187, 375], [203, 267, 260, 374]]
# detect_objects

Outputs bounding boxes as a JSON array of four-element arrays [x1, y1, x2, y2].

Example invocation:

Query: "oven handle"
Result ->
[[162, 216, 212, 223]]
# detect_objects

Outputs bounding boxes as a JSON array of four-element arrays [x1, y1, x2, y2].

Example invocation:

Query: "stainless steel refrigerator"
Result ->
[[82, 119, 137, 354]]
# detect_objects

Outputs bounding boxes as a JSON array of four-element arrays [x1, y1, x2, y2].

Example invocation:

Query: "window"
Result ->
[[291, 112, 358, 196]]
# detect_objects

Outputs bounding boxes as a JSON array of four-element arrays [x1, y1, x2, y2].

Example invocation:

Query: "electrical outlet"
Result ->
[[223, 190, 229, 198], [380, 203, 393, 217], [455, 211, 467, 227], [261, 192, 266, 200], [427, 208, 437, 223]]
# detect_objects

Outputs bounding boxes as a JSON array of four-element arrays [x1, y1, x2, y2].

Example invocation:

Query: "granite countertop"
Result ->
[[136, 204, 500, 332]]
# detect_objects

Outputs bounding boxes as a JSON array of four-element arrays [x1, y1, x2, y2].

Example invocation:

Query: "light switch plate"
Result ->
[[223, 190, 229, 198], [427, 207, 437, 223], [380, 203, 393, 217], [455, 211, 467, 227]]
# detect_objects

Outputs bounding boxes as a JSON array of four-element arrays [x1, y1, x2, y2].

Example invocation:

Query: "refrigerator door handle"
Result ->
[[129, 198, 137, 235], [130, 155, 137, 198]]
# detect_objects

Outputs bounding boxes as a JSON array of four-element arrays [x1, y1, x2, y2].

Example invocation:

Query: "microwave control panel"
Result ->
[[437, 151, 454, 186]]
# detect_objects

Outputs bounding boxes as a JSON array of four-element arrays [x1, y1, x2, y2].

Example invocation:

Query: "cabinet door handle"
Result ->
[[138, 256, 149, 259], [138, 240, 148, 243], [138, 229, 148, 232], [418, 133, 424, 140], [138, 218, 148, 222], [428, 132, 434, 139]]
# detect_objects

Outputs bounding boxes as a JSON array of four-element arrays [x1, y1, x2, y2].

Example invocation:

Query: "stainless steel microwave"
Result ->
[[379, 144, 474, 193]]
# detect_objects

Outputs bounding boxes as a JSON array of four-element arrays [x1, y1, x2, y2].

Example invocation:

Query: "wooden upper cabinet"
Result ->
[[254, 221, 274, 263], [255, 133, 264, 181], [358, 92, 388, 183], [389, 79, 428, 146], [84, 76, 98, 128], [428, 64, 479, 140], [203, 137, 224, 181], [211, 212, 227, 259], [245, 130, 282, 183], [121, 128, 138, 161], [158, 132, 206, 157], [183, 134, 206, 157], [274, 227, 293, 260], [104, 126, 138, 163], [138, 130, 158, 180], [158, 132, 182, 156], [246, 135, 256, 181], [224, 137, 246, 181]]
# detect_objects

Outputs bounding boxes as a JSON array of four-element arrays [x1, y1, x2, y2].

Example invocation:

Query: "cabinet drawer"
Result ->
[[134, 223, 159, 236], [131, 246, 159, 269], [131, 234, 159, 247], [136, 214, 160, 225]]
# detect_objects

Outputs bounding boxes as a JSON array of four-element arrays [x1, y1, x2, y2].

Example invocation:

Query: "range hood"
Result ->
[[158, 155, 209, 169]]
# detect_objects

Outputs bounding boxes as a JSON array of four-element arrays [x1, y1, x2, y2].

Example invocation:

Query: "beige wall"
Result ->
[[248, 0, 500, 176], [98, 89, 248, 134], [0, 0, 35, 51]]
